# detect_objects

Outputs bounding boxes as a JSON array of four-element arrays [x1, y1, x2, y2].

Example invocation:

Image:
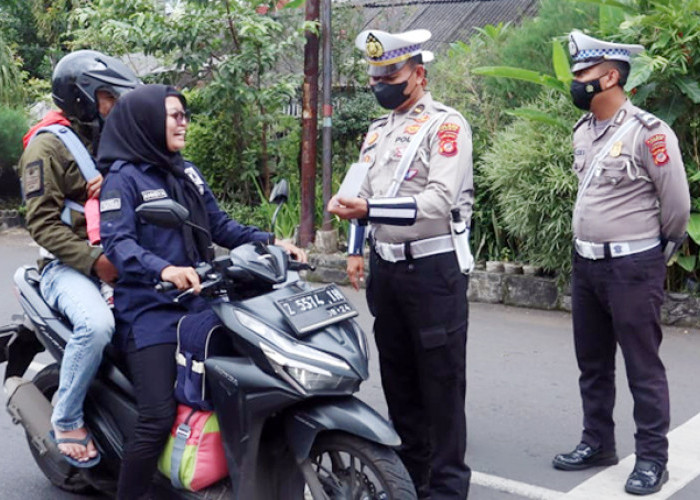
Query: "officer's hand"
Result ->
[[347, 255, 364, 291], [93, 254, 118, 285], [161, 265, 202, 294], [275, 239, 308, 263], [327, 196, 369, 220], [86, 175, 103, 199]]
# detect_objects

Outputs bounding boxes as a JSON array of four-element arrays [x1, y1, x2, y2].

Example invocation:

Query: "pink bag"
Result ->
[[85, 198, 101, 245], [157, 404, 228, 491]]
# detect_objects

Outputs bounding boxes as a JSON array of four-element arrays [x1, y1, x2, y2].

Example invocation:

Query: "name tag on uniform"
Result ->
[[141, 189, 167, 201], [100, 198, 121, 212]]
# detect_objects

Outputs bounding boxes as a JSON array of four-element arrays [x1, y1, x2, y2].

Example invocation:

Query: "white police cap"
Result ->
[[355, 29, 434, 77], [569, 30, 644, 73]]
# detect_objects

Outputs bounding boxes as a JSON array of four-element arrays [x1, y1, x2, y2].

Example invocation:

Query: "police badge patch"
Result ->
[[23, 160, 44, 198], [437, 123, 460, 157], [645, 134, 669, 166]]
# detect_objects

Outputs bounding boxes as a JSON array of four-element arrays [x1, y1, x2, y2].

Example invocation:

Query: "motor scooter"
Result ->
[[0, 182, 416, 499]]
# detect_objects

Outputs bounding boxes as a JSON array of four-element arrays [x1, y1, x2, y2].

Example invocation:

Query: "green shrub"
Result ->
[[0, 106, 26, 169], [480, 91, 581, 276]]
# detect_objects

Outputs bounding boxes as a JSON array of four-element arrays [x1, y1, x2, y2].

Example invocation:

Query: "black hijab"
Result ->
[[98, 84, 213, 263]]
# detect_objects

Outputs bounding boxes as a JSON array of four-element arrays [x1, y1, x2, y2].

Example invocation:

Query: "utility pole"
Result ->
[[299, 0, 320, 247], [320, 0, 333, 231]]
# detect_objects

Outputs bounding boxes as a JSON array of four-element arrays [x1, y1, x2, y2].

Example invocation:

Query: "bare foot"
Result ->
[[53, 427, 98, 462]]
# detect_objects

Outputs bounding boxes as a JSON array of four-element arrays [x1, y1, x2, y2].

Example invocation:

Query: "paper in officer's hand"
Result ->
[[333, 162, 370, 207]]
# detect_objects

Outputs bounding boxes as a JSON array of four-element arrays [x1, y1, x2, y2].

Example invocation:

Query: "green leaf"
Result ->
[[552, 40, 572, 85], [687, 213, 700, 244], [506, 108, 571, 132], [675, 255, 697, 272], [675, 78, 700, 104], [599, 5, 626, 34], [283, 0, 306, 9], [624, 57, 653, 91], [565, 0, 634, 12], [472, 66, 568, 94]]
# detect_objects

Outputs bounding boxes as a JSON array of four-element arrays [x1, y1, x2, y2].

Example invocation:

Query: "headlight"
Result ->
[[260, 344, 355, 392], [234, 309, 351, 370]]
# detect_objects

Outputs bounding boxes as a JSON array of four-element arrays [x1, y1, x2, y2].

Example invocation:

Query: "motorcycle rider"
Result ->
[[17, 50, 140, 467], [96, 84, 306, 499]]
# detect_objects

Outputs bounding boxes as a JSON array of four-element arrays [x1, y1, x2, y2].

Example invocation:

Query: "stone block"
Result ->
[[468, 270, 503, 303], [503, 275, 558, 310], [661, 293, 700, 328]]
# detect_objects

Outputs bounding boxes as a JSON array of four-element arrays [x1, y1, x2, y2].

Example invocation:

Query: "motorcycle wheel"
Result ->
[[27, 363, 93, 493], [307, 432, 416, 500]]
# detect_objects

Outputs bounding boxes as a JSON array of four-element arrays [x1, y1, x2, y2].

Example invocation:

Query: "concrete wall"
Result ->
[[306, 252, 700, 329]]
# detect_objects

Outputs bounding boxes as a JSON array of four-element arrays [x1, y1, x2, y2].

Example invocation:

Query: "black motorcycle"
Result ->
[[0, 184, 415, 499]]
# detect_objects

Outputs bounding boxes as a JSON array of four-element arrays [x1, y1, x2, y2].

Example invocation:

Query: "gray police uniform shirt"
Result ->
[[358, 92, 474, 244], [572, 99, 690, 243]]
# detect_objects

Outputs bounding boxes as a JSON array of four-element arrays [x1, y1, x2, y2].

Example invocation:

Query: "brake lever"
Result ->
[[173, 277, 222, 303]]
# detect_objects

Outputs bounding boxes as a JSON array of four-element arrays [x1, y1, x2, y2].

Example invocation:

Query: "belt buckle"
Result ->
[[610, 242, 631, 257]]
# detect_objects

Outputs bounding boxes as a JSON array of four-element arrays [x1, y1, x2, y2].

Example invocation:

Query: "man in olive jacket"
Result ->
[[18, 50, 139, 467]]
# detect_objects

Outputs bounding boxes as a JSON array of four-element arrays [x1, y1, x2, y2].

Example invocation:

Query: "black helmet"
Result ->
[[52, 50, 141, 122]]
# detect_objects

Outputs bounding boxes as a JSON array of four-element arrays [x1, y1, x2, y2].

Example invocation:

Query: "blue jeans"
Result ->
[[40, 260, 115, 431]]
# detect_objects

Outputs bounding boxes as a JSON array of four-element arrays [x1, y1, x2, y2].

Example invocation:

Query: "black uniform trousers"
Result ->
[[368, 248, 471, 500], [117, 341, 178, 500], [571, 246, 669, 467]]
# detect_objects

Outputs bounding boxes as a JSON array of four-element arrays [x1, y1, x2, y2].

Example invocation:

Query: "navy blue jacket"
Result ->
[[100, 160, 273, 349]]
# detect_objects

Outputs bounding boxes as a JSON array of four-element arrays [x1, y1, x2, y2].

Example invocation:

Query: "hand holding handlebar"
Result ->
[[160, 265, 202, 294]]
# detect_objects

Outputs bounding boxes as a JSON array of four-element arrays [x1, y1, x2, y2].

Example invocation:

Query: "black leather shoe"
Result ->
[[552, 443, 619, 471], [625, 459, 668, 495]]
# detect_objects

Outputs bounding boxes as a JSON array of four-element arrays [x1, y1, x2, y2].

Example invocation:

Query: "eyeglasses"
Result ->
[[167, 110, 191, 124]]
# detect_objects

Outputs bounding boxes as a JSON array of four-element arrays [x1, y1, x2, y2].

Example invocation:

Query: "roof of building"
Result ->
[[354, 0, 538, 53]]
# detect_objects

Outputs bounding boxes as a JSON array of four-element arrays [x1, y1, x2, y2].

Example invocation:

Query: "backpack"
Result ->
[[157, 404, 228, 491], [27, 124, 102, 243], [174, 309, 228, 411]]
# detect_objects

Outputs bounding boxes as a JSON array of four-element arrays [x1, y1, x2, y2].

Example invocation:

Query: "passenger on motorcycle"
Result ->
[[97, 84, 306, 499], [17, 50, 140, 468]]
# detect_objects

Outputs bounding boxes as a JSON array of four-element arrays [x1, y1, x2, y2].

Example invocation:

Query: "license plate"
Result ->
[[275, 284, 358, 335]]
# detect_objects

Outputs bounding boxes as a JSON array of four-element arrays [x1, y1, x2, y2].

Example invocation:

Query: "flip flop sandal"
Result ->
[[49, 430, 101, 468]]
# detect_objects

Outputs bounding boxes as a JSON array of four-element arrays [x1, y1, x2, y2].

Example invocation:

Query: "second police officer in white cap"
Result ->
[[329, 29, 473, 499], [552, 30, 690, 496]]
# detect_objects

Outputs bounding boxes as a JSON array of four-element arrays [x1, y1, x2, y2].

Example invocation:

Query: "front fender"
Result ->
[[285, 397, 401, 461]]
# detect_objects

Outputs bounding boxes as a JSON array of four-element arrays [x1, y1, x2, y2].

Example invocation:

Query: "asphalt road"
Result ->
[[1, 228, 699, 499]]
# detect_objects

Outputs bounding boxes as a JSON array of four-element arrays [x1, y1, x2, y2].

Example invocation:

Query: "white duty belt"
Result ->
[[574, 237, 660, 260], [374, 234, 454, 263]]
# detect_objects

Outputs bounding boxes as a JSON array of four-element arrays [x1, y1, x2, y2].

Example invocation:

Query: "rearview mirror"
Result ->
[[136, 199, 190, 229], [269, 179, 289, 205]]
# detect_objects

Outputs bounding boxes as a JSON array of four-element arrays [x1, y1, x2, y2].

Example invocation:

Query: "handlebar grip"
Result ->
[[289, 261, 316, 272], [155, 281, 175, 292]]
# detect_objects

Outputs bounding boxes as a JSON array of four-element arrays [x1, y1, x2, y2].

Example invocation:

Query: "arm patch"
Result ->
[[100, 189, 123, 221], [23, 160, 44, 198]]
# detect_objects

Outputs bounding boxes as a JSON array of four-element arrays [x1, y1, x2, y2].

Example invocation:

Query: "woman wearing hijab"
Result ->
[[97, 84, 306, 499]]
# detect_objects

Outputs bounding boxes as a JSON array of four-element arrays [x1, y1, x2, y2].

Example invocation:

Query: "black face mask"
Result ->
[[570, 78, 603, 111], [372, 80, 410, 110]]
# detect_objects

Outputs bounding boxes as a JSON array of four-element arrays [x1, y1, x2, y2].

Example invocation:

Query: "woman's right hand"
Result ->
[[160, 265, 202, 293]]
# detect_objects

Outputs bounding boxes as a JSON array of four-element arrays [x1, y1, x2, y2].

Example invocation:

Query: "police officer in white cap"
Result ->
[[552, 30, 690, 496], [328, 28, 473, 499]]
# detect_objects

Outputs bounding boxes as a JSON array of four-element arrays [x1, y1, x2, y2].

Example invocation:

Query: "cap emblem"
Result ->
[[366, 33, 384, 59]]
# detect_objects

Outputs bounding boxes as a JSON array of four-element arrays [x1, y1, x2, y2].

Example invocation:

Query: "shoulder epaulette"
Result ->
[[370, 115, 389, 127], [573, 113, 593, 132], [109, 160, 128, 173], [634, 112, 661, 129]]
